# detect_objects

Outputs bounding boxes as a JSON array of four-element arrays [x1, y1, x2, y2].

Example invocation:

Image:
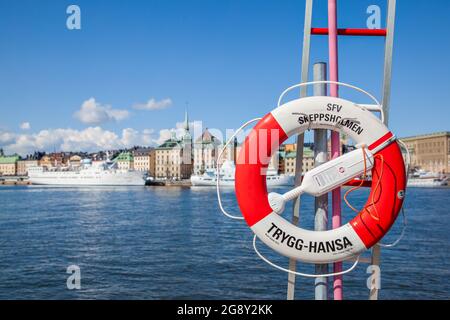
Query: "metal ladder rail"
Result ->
[[286, 0, 312, 301], [287, 0, 396, 300]]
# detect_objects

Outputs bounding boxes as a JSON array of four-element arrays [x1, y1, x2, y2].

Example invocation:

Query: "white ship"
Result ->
[[407, 170, 448, 188], [190, 160, 294, 187], [28, 159, 144, 186]]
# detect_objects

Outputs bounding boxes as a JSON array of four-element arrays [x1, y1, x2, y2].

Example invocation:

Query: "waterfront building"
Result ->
[[279, 147, 314, 175], [68, 155, 82, 167], [155, 111, 193, 180], [16, 160, 26, 176], [268, 151, 281, 173], [193, 129, 221, 174], [277, 151, 286, 174], [49, 152, 68, 166], [401, 131, 450, 173], [38, 153, 68, 168], [16, 159, 39, 176], [218, 138, 239, 166], [133, 147, 156, 176], [284, 143, 297, 152], [115, 152, 134, 170], [0, 155, 20, 176], [39, 155, 53, 168]]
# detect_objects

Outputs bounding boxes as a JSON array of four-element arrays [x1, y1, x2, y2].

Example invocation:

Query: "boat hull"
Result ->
[[190, 174, 294, 187], [407, 179, 448, 188], [29, 171, 144, 186]]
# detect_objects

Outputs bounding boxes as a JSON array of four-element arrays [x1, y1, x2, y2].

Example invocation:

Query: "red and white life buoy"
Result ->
[[235, 96, 406, 264]]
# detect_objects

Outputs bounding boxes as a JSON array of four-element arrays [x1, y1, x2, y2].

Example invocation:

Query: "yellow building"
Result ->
[[0, 155, 20, 176], [283, 143, 297, 153], [16, 160, 27, 176], [68, 155, 82, 167], [155, 111, 193, 180], [280, 148, 315, 175], [155, 135, 192, 180], [16, 159, 39, 176], [133, 148, 155, 176], [39, 155, 53, 168], [401, 132, 449, 173]]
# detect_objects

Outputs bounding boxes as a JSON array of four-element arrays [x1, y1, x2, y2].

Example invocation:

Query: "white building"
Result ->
[[115, 152, 134, 170], [193, 129, 222, 175]]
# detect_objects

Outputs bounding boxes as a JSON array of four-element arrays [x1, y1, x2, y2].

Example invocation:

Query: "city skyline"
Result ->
[[1, 0, 449, 156]]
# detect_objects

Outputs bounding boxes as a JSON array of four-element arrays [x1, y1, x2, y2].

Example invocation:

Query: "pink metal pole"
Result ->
[[327, 0, 343, 300]]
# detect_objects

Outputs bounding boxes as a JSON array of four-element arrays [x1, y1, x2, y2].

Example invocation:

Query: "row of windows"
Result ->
[[406, 139, 448, 152], [418, 141, 445, 147], [284, 159, 314, 165], [135, 167, 151, 172], [414, 159, 446, 165], [194, 154, 216, 158], [0, 164, 16, 174], [157, 160, 185, 165], [284, 167, 312, 174], [156, 167, 179, 173]]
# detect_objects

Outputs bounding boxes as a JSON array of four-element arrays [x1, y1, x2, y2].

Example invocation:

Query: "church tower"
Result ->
[[181, 109, 193, 178]]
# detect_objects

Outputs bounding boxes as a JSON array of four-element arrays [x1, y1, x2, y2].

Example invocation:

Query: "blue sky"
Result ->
[[0, 0, 449, 155]]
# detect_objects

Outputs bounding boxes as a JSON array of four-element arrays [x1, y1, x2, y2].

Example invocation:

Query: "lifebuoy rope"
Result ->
[[252, 235, 360, 278], [342, 147, 384, 222], [343, 146, 369, 213], [216, 118, 261, 220], [342, 141, 410, 248], [369, 153, 385, 222], [342, 145, 409, 247]]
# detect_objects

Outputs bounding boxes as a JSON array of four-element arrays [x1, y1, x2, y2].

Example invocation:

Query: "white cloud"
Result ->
[[74, 98, 130, 124], [0, 119, 209, 156], [0, 131, 16, 144], [20, 122, 31, 130], [0, 127, 157, 156], [141, 129, 155, 145], [133, 98, 172, 110], [120, 128, 140, 147], [153, 129, 173, 145]]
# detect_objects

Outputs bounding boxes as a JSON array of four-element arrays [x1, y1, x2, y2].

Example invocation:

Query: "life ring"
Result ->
[[235, 96, 406, 264]]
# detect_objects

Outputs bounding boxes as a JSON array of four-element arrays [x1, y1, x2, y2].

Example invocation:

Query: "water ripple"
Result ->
[[0, 185, 448, 299]]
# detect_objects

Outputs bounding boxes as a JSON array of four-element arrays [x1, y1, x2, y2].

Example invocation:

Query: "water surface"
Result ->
[[0, 185, 448, 299]]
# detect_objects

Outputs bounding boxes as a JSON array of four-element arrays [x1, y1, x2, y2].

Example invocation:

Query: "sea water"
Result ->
[[0, 185, 448, 299]]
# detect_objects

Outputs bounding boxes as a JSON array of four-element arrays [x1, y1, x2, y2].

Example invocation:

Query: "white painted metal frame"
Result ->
[[286, 0, 313, 301], [370, 0, 397, 301]]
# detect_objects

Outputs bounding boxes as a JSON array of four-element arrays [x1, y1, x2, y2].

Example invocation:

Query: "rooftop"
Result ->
[[400, 131, 450, 141], [114, 152, 133, 162], [281, 147, 314, 159], [0, 155, 20, 164], [157, 139, 182, 150], [133, 147, 154, 156], [195, 129, 221, 145]]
